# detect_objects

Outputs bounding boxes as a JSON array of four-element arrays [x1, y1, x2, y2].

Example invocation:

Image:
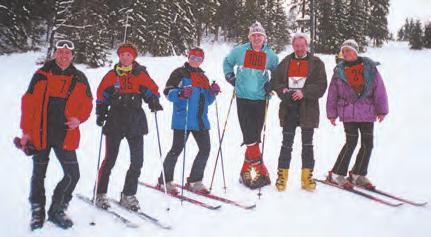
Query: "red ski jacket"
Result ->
[[20, 60, 93, 151]]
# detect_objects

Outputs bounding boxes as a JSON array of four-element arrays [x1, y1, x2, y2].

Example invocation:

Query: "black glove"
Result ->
[[225, 72, 236, 87], [96, 104, 108, 127], [149, 97, 163, 112]]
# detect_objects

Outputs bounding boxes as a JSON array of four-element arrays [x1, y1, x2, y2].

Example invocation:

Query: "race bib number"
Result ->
[[288, 77, 306, 89], [243, 50, 266, 70], [48, 75, 73, 98]]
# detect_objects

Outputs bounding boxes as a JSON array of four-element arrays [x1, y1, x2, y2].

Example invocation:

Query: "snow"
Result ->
[[1, 41, 430, 237]]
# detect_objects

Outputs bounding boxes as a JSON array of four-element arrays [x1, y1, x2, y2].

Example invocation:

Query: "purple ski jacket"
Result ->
[[326, 57, 388, 122]]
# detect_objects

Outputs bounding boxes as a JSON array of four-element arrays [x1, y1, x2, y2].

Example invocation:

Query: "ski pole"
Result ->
[[181, 86, 191, 204], [92, 127, 104, 205], [258, 97, 270, 199], [212, 81, 227, 193], [154, 109, 170, 211], [209, 90, 235, 192]]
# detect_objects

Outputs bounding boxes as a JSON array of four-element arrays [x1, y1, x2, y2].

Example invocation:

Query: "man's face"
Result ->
[[249, 33, 265, 49], [292, 38, 308, 57], [54, 48, 73, 70], [119, 52, 135, 67], [342, 47, 358, 62]]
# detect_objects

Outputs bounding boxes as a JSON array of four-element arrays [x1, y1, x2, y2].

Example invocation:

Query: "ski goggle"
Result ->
[[55, 40, 75, 50], [190, 55, 203, 62]]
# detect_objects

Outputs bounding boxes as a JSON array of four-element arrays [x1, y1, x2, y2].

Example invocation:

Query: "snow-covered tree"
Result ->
[[367, 0, 389, 47]]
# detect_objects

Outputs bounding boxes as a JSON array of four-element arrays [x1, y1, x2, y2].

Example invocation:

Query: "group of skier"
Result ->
[[17, 21, 388, 230]]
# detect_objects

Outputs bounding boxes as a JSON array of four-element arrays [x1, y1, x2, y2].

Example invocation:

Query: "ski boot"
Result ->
[[327, 171, 353, 189], [30, 203, 45, 231], [157, 182, 180, 196], [47, 201, 73, 229], [239, 158, 253, 188], [250, 162, 271, 189], [157, 181, 179, 195], [275, 168, 289, 192], [95, 193, 110, 209], [119, 193, 140, 212], [186, 181, 210, 194], [348, 171, 375, 190], [301, 168, 316, 191]]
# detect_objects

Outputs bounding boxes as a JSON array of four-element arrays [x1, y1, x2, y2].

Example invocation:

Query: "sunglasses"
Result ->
[[55, 40, 75, 50], [190, 55, 203, 62]]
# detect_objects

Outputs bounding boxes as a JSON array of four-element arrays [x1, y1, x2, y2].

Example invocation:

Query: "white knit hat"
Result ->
[[340, 39, 359, 55], [248, 21, 266, 37]]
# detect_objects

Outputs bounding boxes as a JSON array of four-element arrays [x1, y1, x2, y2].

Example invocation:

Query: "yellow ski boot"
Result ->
[[301, 168, 316, 191], [275, 168, 289, 192]]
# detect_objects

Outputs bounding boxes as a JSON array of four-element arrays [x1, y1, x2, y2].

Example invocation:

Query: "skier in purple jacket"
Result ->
[[326, 39, 388, 189]]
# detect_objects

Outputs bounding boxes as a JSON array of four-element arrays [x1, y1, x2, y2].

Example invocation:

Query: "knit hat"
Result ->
[[188, 47, 205, 60], [117, 42, 138, 58], [340, 39, 359, 55], [248, 21, 266, 37]]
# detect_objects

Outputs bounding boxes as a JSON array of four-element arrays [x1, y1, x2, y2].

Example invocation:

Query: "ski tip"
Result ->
[[245, 204, 257, 210], [210, 205, 222, 210], [127, 223, 140, 228], [410, 202, 428, 207]]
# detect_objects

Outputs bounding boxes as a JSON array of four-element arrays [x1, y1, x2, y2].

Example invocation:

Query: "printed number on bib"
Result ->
[[243, 50, 266, 70]]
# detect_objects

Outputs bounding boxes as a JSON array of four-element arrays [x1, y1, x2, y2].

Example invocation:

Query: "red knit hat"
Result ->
[[117, 42, 138, 58], [188, 47, 204, 60]]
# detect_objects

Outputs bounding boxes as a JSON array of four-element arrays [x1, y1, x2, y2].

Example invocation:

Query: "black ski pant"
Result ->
[[159, 129, 210, 184], [29, 146, 80, 206], [236, 98, 266, 145], [277, 103, 315, 169], [97, 134, 143, 196], [331, 122, 374, 176]]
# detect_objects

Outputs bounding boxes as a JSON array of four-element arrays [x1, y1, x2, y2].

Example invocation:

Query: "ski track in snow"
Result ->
[[1, 41, 430, 237]]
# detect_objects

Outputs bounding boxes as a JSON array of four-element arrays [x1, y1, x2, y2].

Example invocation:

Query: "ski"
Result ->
[[353, 186, 427, 207], [75, 194, 139, 228], [139, 181, 222, 210], [174, 183, 256, 210], [314, 179, 403, 207], [108, 198, 172, 230]]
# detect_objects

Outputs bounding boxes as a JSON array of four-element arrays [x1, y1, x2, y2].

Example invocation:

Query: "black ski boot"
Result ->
[[30, 203, 45, 231], [47, 202, 73, 229]]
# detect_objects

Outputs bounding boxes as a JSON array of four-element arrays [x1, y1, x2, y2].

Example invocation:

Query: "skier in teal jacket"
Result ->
[[223, 21, 278, 189]]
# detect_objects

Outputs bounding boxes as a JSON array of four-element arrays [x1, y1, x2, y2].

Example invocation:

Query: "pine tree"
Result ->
[[239, 0, 260, 43], [315, 0, 335, 53], [346, 0, 368, 52], [409, 19, 423, 49], [266, 0, 290, 52], [55, 0, 111, 67], [190, 0, 219, 46], [214, 0, 242, 41], [0, 1, 45, 54], [424, 22, 431, 48], [367, 0, 389, 47], [129, 0, 196, 56]]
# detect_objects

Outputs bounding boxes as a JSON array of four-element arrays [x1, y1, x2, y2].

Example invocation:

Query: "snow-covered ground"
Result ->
[[1, 41, 430, 237]]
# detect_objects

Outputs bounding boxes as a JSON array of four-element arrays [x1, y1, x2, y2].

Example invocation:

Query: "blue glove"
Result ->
[[225, 72, 236, 87]]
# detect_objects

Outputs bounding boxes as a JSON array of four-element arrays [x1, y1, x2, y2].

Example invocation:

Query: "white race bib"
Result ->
[[288, 77, 306, 89]]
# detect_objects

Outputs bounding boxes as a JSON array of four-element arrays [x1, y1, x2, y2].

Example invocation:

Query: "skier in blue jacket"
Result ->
[[223, 21, 279, 189], [158, 47, 220, 194]]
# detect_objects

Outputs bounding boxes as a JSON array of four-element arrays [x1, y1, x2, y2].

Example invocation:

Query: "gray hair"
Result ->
[[291, 32, 310, 45]]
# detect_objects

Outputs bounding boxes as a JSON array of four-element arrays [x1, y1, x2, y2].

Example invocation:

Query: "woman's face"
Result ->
[[342, 47, 358, 62]]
